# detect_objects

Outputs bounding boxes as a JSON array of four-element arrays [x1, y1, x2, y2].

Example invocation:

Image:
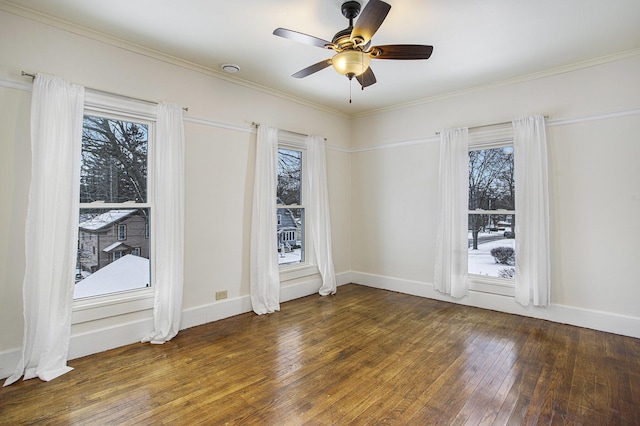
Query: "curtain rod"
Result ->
[[435, 114, 550, 135], [251, 122, 326, 141], [22, 71, 189, 112]]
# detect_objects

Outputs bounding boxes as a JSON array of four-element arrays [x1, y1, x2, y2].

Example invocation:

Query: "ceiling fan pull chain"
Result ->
[[349, 78, 352, 103]]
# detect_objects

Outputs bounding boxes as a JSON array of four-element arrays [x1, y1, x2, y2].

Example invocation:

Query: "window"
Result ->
[[75, 112, 153, 300], [468, 142, 516, 295], [277, 147, 305, 266], [117, 224, 127, 240]]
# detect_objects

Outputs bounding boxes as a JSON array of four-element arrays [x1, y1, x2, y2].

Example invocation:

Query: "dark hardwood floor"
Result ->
[[1, 284, 639, 425]]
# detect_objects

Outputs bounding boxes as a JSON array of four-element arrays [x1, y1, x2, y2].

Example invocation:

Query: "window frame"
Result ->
[[117, 224, 127, 240], [72, 91, 157, 324], [277, 134, 317, 282], [467, 131, 516, 297]]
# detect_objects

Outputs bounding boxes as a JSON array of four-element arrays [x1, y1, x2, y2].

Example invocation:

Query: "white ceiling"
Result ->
[[5, 0, 640, 115]]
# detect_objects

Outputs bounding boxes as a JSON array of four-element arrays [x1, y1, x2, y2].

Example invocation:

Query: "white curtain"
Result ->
[[306, 135, 337, 296], [434, 127, 469, 298], [4, 74, 85, 386], [250, 125, 280, 314], [513, 115, 551, 307], [142, 102, 185, 344]]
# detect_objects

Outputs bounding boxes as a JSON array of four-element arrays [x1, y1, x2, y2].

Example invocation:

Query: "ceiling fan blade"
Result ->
[[351, 0, 391, 45], [356, 67, 377, 88], [273, 28, 334, 49], [369, 44, 434, 60], [292, 59, 333, 78]]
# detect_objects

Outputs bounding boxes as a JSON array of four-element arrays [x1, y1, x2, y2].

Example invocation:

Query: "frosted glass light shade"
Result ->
[[331, 50, 370, 77]]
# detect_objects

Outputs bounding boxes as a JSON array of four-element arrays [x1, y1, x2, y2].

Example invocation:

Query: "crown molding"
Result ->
[[352, 47, 640, 119], [2, 1, 639, 121], [0, 1, 350, 119]]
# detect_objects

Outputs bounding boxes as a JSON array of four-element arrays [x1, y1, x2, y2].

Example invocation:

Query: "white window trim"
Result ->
[[467, 128, 516, 296], [277, 135, 318, 282], [72, 91, 156, 324]]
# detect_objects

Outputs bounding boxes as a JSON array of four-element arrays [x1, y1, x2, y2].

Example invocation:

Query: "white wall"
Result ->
[[1, 6, 639, 380], [351, 54, 640, 337], [0, 9, 352, 378]]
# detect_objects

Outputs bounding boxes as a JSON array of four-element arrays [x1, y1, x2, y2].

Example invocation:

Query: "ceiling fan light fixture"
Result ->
[[331, 50, 370, 78]]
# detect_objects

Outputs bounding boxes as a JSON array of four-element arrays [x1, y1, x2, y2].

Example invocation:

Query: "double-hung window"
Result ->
[[74, 94, 155, 312], [117, 224, 127, 240], [277, 146, 305, 266], [467, 136, 516, 296]]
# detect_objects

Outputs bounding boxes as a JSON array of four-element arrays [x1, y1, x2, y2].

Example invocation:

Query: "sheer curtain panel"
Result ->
[[306, 135, 337, 296], [143, 102, 185, 344], [250, 125, 281, 314], [4, 74, 85, 386], [513, 115, 551, 307], [434, 127, 469, 298]]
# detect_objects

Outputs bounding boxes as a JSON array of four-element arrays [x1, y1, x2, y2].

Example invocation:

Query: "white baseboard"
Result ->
[[69, 318, 155, 360], [0, 348, 21, 381], [350, 271, 640, 339], [11, 269, 634, 380], [180, 271, 351, 330], [0, 272, 351, 380]]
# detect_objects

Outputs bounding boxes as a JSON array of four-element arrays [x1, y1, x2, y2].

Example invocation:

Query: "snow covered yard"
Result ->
[[279, 247, 302, 265], [468, 233, 515, 278]]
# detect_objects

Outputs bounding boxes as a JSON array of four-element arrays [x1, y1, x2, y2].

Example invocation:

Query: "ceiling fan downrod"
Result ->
[[341, 1, 361, 26]]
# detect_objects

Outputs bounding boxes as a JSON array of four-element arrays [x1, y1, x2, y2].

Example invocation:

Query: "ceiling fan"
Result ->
[[273, 0, 433, 90]]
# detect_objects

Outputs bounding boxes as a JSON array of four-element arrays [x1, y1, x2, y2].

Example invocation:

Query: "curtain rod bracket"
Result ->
[[251, 122, 326, 141], [435, 115, 550, 135], [21, 70, 188, 112]]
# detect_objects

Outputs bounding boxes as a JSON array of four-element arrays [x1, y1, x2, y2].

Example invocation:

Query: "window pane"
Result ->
[[468, 146, 514, 210], [468, 213, 515, 279], [277, 207, 304, 265], [277, 148, 302, 206], [81, 115, 148, 203], [75, 208, 151, 299]]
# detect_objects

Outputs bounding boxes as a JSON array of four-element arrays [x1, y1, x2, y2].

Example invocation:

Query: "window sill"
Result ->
[[279, 263, 319, 282], [72, 288, 154, 324], [468, 275, 515, 297]]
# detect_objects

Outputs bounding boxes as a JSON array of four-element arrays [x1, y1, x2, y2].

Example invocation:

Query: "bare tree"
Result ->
[[468, 147, 514, 249], [277, 148, 302, 206], [80, 115, 148, 203]]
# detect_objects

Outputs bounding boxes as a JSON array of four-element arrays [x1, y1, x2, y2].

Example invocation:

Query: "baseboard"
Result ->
[[0, 272, 351, 380], [350, 271, 640, 339], [3, 269, 636, 380], [181, 271, 351, 330], [69, 317, 155, 360], [0, 348, 21, 381]]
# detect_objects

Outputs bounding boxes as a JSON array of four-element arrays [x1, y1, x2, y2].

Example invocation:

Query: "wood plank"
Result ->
[[1, 284, 638, 425]]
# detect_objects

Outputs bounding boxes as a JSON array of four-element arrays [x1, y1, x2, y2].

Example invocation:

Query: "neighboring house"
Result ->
[[78, 209, 149, 273], [277, 207, 301, 253]]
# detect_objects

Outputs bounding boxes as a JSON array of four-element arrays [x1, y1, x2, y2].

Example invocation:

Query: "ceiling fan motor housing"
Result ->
[[341, 1, 361, 20], [335, 1, 363, 48]]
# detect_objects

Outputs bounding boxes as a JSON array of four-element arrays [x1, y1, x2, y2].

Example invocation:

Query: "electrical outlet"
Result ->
[[215, 290, 228, 300]]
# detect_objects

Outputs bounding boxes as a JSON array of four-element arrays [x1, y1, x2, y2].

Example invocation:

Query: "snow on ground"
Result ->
[[74, 254, 150, 299], [468, 233, 515, 278], [74, 235, 511, 298], [279, 248, 302, 265]]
